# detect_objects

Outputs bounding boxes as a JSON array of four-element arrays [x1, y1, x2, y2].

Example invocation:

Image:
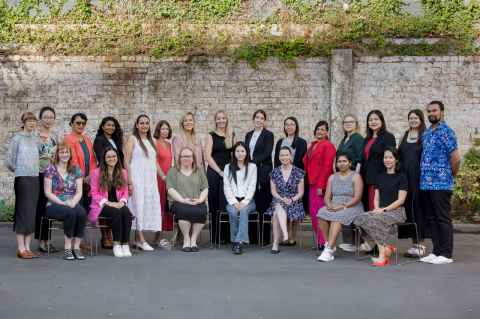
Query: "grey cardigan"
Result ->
[[5, 131, 40, 177]]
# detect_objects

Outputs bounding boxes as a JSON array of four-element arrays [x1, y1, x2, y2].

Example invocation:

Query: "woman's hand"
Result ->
[[372, 208, 384, 214], [281, 197, 292, 205]]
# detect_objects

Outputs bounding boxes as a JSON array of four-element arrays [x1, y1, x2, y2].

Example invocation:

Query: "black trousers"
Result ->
[[46, 203, 87, 238], [421, 190, 453, 258], [252, 181, 272, 245], [35, 174, 49, 241], [99, 205, 133, 243], [207, 168, 229, 244]]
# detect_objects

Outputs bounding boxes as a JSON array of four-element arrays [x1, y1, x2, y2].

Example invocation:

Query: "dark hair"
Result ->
[[39, 107, 56, 119], [384, 147, 400, 172], [366, 109, 386, 139], [314, 120, 329, 136], [153, 120, 172, 139], [252, 109, 267, 121], [283, 116, 299, 137], [97, 116, 124, 152], [132, 114, 156, 158], [400, 109, 426, 146], [70, 113, 88, 125], [428, 100, 445, 111], [98, 147, 127, 192], [228, 141, 251, 186], [336, 151, 351, 163], [279, 145, 293, 154]]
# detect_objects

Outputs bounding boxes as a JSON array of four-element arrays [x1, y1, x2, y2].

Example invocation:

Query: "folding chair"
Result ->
[[218, 210, 261, 248]]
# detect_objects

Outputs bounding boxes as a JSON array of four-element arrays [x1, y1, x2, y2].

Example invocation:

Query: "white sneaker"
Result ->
[[113, 245, 124, 258], [317, 247, 335, 262], [420, 253, 437, 263], [339, 243, 356, 252], [324, 242, 336, 252], [122, 245, 132, 257], [359, 241, 373, 252], [137, 241, 154, 251], [429, 256, 454, 265]]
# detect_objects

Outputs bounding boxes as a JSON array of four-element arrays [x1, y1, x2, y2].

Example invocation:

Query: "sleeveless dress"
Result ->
[[128, 138, 162, 231], [317, 172, 364, 225], [156, 139, 173, 231]]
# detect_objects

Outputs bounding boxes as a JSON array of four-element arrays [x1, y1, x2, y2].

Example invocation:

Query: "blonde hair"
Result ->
[[179, 112, 198, 146], [342, 114, 360, 136], [214, 110, 234, 149], [175, 146, 198, 173]]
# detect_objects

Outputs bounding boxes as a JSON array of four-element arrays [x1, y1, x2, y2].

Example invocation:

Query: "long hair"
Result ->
[[53, 141, 76, 174], [283, 116, 299, 138], [342, 114, 360, 138], [132, 114, 156, 158], [96, 116, 124, 152], [228, 141, 251, 185], [366, 109, 387, 139], [400, 109, 426, 146], [153, 120, 172, 139], [98, 147, 127, 192], [175, 146, 198, 173], [179, 112, 198, 146], [214, 110, 234, 149]]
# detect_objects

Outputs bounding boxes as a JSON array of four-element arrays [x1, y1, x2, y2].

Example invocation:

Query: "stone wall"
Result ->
[[1, 52, 479, 200]]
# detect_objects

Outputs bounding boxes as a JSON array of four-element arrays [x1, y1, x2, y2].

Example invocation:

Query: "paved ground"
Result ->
[[0, 224, 479, 319]]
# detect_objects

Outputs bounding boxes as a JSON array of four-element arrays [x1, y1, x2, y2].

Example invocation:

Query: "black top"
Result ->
[[245, 129, 274, 184], [337, 133, 364, 170], [375, 172, 408, 208], [360, 131, 396, 185], [209, 131, 232, 170], [398, 139, 422, 194], [108, 185, 118, 202], [273, 136, 307, 169], [94, 135, 125, 167]]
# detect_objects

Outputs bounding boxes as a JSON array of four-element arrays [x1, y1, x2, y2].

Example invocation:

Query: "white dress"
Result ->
[[128, 138, 162, 231]]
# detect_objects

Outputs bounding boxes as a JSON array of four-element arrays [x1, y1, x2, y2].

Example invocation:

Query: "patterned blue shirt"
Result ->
[[420, 121, 458, 191]]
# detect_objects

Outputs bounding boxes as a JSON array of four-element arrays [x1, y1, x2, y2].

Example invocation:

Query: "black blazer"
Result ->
[[93, 135, 125, 167], [245, 129, 274, 185], [360, 130, 396, 185], [273, 136, 307, 170]]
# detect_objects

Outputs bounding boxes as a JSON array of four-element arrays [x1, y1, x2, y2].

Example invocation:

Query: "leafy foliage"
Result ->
[[453, 146, 480, 223], [0, 199, 14, 222]]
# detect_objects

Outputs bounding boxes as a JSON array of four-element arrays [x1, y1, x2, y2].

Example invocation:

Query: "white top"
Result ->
[[249, 130, 262, 159], [107, 138, 117, 150], [223, 163, 257, 206]]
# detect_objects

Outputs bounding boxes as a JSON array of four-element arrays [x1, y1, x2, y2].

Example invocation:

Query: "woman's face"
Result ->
[[23, 119, 37, 132], [40, 110, 55, 130], [58, 148, 71, 164], [279, 149, 292, 166], [284, 119, 296, 137], [215, 112, 228, 130], [179, 149, 194, 168], [336, 156, 350, 172], [160, 124, 170, 139], [235, 145, 247, 162], [182, 115, 195, 132], [72, 116, 87, 134], [343, 116, 356, 134], [383, 151, 397, 170], [368, 113, 382, 132], [105, 150, 118, 168], [315, 125, 328, 140], [102, 120, 116, 137], [253, 112, 266, 129], [408, 112, 422, 130], [136, 117, 150, 134]]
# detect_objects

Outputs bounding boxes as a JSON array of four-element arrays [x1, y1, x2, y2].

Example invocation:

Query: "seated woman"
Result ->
[[266, 146, 305, 254], [166, 146, 208, 252], [223, 142, 257, 255], [44, 142, 87, 261], [90, 147, 133, 258], [354, 148, 407, 267], [317, 153, 364, 262]]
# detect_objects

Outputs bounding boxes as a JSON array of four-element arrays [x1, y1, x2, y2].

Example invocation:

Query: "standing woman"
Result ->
[[245, 109, 274, 245], [35, 107, 59, 253], [64, 113, 97, 209], [172, 112, 204, 169], [398, 109, 427, 257], [273, 116, 307, 246], [267, 146, 305, 254], [153, 120, 174, 245], [6, 112, 40, 259], [124, 114, 162, 251], [303, 120, 336, 249], [205, 110, 234, 245]]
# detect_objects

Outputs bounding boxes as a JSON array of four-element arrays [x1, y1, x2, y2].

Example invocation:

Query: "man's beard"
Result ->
[[428, 115, 440, 124]]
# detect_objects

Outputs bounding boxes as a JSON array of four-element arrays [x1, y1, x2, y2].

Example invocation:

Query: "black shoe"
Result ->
[[63, 249, 75, 260], [190, 246, 199, 252], [233, 243, 242, 255], [280, 241, 288, 246], [73, 249, 86, 260], [182, 246, 191, 252], [39, 243, 59, 253], [271, 249, 280, 254]]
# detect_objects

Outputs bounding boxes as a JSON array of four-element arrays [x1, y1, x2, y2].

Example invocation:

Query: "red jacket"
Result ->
[[64, 132, 97, 177], [303, 139, 336, 190]]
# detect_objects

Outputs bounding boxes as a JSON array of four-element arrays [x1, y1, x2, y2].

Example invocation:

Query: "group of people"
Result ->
[[6, 100, 460, 266]]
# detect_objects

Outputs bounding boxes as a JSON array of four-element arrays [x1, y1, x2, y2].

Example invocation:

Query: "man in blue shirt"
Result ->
[[419, 101, 461, 265]]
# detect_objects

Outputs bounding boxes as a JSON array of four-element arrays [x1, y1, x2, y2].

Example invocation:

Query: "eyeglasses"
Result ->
[[343, 121, 355, 124], [180, 155, 193, 159], [74, 121, 86, 126]]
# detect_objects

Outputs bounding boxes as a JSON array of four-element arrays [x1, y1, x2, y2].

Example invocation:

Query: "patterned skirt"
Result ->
[[353, 207, 406, 246]]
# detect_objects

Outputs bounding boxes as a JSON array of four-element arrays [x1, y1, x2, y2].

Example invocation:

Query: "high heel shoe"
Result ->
[[371, 257, 390, 267]]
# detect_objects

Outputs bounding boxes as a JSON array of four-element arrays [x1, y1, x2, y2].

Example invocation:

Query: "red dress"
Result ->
[[156, 139, 174, 231]]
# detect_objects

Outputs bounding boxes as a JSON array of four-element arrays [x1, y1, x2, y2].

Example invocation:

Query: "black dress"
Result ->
[[207, 132, 232, 244], [398, 139, 426, 241]]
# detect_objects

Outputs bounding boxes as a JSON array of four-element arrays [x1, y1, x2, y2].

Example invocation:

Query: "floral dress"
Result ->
[[266, 166, 305, 221]]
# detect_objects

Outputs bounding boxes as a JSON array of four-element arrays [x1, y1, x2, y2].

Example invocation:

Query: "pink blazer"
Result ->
[[89, 168, 129, 223]]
